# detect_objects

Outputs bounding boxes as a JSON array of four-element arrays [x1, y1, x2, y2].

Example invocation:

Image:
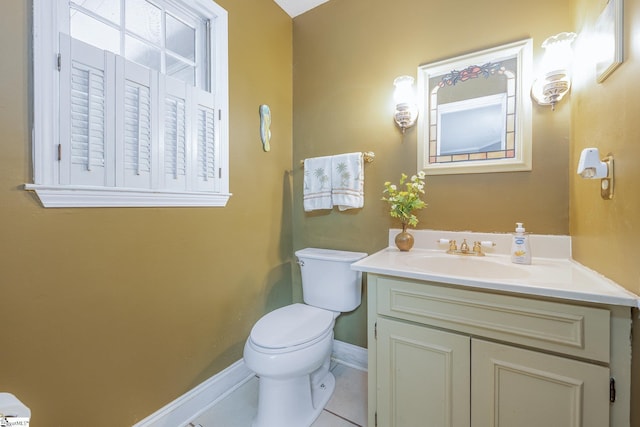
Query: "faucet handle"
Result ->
[[472, 240, 495, 256], [480, 240, 496, 248], [438, 238, 458, 253]]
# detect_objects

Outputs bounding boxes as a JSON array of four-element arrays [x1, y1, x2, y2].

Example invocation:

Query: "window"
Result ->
[[27, 0, 230, 207]]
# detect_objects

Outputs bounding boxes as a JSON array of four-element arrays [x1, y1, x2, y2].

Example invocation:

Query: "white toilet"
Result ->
[[243, 248, 367, 427]]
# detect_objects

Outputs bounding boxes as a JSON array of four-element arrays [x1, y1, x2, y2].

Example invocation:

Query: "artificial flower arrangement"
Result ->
[[382, 171, 427, 230]]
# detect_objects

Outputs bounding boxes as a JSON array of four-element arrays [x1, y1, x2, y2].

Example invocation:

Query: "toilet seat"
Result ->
[[250, 304, 334, 351]]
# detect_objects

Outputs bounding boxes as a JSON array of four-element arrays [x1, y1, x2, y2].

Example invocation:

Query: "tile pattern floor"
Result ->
[[189, 361, 367, 426]]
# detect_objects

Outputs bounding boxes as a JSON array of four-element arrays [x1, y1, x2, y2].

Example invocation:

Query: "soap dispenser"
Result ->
[[511, 222, 531, 265]]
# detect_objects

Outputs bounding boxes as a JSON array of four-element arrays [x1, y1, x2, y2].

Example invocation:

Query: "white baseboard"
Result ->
[[331, 339, 368, 371], [132, 340, 367, 427], [132, 359, 254, 427]]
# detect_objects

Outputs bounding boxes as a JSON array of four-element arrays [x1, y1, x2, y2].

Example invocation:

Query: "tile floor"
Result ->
[[188, 361, 367, 426]]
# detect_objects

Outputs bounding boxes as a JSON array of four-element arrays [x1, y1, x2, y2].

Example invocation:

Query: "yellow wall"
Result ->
[[3, 0, 638, 424], [570, 0, 640, 423], [0, 1, 292, 425], [293, 1, 639, 420], [292, 0, 573, 347], [571, 0, 640, 296]]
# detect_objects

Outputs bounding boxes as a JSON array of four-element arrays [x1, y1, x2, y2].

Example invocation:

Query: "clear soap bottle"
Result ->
[[511, 222, 531, 265]]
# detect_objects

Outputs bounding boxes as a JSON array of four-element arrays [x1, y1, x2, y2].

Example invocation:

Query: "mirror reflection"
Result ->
[[438, 93, 507, 156]]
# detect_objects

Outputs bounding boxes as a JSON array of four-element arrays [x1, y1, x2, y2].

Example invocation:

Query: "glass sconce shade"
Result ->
[[393, 76, 418, 132], [531, 32, 577, 110]]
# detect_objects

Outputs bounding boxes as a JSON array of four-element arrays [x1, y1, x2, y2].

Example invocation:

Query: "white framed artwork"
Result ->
[[595, 0, 624, 83]]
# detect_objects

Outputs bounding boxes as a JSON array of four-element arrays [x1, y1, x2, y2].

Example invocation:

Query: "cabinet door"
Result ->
[[377, 318, 470, 427], [471, 339, 610, 427]]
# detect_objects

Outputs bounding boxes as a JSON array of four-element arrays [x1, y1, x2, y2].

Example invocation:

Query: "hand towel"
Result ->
[[331, 152, 364, 211], [303, 155, 333, 212]]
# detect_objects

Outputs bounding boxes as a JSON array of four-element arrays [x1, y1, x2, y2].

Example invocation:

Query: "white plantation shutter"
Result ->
[[55, 37, 226, 201], [72, 66, 106, 172], [117, 59, 157, 189], [195, 89, 218, 192], [59, 34, 115, 187], [124, 83, 152, 176], [30, 0, 230, 207], [161, 76, 190, 191]]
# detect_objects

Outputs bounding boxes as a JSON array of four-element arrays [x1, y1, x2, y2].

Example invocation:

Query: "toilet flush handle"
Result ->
[[297, 260, 305, 267]]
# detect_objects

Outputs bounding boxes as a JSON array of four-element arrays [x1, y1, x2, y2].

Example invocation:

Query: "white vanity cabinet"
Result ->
[[375, 317, 470, 427], [367, 274, 633, 427]]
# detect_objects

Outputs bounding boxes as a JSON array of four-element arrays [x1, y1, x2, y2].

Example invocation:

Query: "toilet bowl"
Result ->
[[243, 248, 367, 427], [244, 304, 337, 427]]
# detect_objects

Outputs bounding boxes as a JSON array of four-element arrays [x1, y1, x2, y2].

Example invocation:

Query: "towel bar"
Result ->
[[300, 151, 375, 167]]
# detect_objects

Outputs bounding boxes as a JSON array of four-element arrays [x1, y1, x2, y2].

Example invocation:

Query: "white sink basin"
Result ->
[[402, 254, 532, 280], [351, 232, 640, 308]]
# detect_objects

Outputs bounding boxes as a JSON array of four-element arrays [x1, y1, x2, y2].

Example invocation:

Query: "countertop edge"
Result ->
[[352, 247, 640, 309]]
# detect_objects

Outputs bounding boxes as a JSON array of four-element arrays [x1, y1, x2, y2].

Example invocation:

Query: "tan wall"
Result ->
[[4, 0, 637, 423], [570, 0, 640, 296], [570, 0, 640, 423], [292, 0, 573, 347], [0, 1, 292, 425]]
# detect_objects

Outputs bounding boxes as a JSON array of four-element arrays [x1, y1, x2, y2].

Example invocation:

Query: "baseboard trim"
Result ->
[[331, 339, 368, 371], [132, 340, 367, 427], [132, 359, 254, 427]]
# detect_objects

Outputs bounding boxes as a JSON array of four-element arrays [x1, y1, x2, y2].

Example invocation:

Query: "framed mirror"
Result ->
[[417, 39, 532, 175]]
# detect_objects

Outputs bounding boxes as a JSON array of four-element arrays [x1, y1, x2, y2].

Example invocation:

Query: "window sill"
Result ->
[[24, 184, 232, 208]]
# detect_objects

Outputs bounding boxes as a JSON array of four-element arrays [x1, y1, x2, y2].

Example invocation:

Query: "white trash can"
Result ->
[[0, 393, 30, 427]]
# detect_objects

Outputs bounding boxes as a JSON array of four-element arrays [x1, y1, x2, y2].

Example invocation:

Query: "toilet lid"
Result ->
[[250, 304, 334, 349]]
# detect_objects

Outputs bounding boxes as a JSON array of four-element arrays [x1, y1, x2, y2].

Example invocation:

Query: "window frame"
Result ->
[[27, 0, 230, 208]]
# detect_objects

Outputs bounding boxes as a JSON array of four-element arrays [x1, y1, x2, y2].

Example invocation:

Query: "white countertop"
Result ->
[[351, 230, 640, 308]]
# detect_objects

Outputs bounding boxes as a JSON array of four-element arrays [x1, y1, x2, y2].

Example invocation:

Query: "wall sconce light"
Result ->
[[577, 147, 614, 200], [393, 75, 419, 133], [531, 32, 577, 110]]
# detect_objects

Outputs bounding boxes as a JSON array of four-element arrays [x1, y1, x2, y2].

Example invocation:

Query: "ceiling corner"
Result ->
[[273, 0, 331, 18]]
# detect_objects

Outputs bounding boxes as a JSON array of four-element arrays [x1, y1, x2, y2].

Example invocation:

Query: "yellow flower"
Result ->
[[381, 172, 427, 227]]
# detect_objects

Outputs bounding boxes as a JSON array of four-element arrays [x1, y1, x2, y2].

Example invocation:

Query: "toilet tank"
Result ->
[[295, 248, 368, 312]]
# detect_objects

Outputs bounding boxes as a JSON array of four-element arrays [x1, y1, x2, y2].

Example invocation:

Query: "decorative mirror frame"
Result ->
[[417, 39, 533, 175]]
